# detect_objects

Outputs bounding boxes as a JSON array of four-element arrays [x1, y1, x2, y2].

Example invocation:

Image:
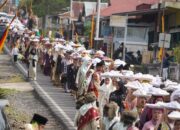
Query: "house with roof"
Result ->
[[53, 1, 108, 40], [100, 0, 160, 52], [100, 0, 180, 55]]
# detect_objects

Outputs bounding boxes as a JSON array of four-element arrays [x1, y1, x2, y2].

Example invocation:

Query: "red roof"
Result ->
[[101, 0, 159, 17]]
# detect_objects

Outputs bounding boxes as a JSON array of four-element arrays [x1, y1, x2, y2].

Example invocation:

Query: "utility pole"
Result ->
[[95, 0, 100, 40], [94, 0, 101, 49], [160, 0, 166, 78], [70, 0, 73, 40], [123, 15, 128, 61]]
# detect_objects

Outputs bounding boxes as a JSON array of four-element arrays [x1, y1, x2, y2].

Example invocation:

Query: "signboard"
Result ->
[[158, 33, 171, 48], [110, 15, 127, 27]]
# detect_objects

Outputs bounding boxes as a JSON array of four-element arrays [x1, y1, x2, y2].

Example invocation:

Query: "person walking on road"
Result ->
[[11, 44, 19, 63], [29, 41, 38, 80], [162, 53, 170, 81]]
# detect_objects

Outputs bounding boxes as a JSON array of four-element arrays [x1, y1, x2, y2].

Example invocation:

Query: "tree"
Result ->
[[19, 0, 70, 17], [174, 45, 180, 64]]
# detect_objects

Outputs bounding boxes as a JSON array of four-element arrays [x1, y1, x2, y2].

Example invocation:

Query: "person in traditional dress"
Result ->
[[142, 107, 169, 130], [98, 77, 112, 116], [67, 55, 80, 96], [54, 51, 63, 86], [61, 51, 73, 93], [28, 40, 38, 80], [101, 102, 120, 130], [87, 72, 100, 99], [124, 87, 138, 111], [76, 92, 100, 130], [139, 95, 165, 129], [11, 44, 19, 63], [168, 111, 180, 130], [109, 80, 127, 113], [43, 49, 51, 76], [50, 48, 58, 83], [76, 59, 92, 97], [117, 111, 139, 130]]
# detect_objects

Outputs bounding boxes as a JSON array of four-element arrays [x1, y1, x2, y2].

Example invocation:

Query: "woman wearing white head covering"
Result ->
[[76, 59, 92, 97], [98, 77, 112, 116]]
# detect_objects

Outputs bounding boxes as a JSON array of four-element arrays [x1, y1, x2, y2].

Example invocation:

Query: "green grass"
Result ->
[[0, 88, 17, 98], [0, 74, 25, 83], [4, 106, 30, 124], [0, 88, 30, 129]]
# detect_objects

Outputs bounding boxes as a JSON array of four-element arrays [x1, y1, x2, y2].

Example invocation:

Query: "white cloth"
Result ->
[[98, 79, 112, 116], [29, 60, 37, 80], [163, 68, 168, 80], [79, 101, 97, 116], [11, 47, 19, 55], [103, 117, 120, 130], [24, 124, 33, 130]]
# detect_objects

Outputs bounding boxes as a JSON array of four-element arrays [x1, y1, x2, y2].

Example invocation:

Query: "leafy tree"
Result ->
[[174, 45, 180, 63], [19, 0, 70, 17]]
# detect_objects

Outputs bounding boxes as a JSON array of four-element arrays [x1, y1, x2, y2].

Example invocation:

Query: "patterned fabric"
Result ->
[[78, 107, 99, 130]]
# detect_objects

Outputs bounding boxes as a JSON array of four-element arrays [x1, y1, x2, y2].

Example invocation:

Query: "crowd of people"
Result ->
[[5, 18, 180, 130]]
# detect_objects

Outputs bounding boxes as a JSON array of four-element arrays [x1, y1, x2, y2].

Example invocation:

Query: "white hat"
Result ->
[[133, 73, 154, 82], [151, 75, 162, 87], [45, 41, 51, 45], [101, 71, 122, 78], [171, 89, 180, 101], [125, 80, 142, 90], [148, 87, 169, 96], [163, 101, 180, 110], [96, 50, 105, 56], [163, 84, 180, 92], [114, 59, 126, 67], [81, 56, 91, 62], [133, 88, 152, 97], [164, 80, 178, 87], [13, 27, 18, 33], [92, 58, 101, 66], [42, 37, 49, 41], [168, 111, 180, 120], [109, 70, 123, 78], [31, 38, 39, 42], [59, 38, 66, 42], [145, 102, 165, 109]]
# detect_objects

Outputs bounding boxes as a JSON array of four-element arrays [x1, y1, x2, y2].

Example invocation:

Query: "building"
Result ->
[[100, 0, 180, 53]]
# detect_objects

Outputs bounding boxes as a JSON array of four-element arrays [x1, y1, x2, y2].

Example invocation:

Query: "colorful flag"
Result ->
[[0, 26, 9, 51], [0, 15, 16, 51]]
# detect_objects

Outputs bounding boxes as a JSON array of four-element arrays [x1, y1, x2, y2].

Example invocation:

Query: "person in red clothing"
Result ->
[[87, 72, 100, 98]]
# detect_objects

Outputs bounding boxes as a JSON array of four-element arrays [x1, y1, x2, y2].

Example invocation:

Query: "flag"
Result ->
[[0, 15, 16, 51], [0, 27, 9, 51]]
